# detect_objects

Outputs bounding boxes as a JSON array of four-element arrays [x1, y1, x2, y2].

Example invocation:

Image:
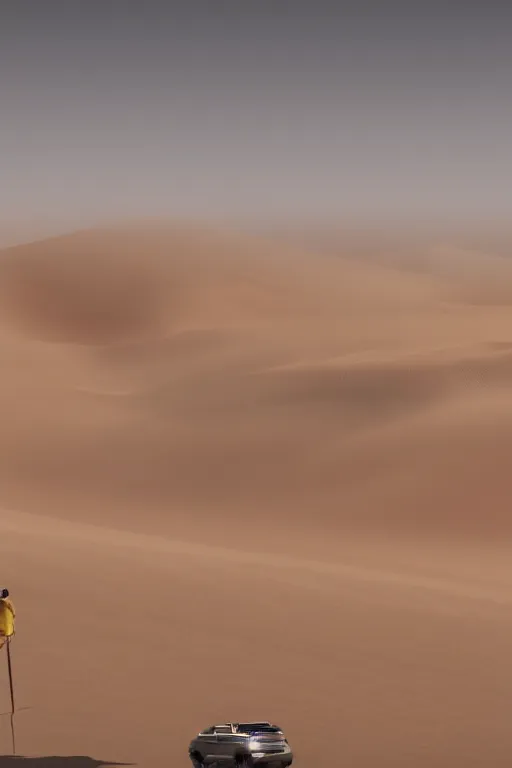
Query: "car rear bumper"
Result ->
[[251, 748, 293, 765]]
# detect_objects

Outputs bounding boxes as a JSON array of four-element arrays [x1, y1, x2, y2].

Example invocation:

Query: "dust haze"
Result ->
[[2, 221, 512, 766]]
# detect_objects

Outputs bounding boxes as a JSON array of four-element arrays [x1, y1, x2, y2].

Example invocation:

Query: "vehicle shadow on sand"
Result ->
[[0, 758, 134, 768]]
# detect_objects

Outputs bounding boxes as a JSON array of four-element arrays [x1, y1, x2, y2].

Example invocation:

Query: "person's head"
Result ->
[[1, 589, 9, 599]]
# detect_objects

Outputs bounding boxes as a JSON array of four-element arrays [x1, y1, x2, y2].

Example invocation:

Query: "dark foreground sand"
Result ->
[[2, 223, 512, 767]]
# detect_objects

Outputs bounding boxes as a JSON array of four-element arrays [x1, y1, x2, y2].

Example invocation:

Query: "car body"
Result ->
[[188, 721, 293, 766]]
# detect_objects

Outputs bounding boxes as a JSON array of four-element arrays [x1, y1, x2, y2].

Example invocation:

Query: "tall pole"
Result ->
[[10, 711, 16, 756], [6, 637, 15, 714]]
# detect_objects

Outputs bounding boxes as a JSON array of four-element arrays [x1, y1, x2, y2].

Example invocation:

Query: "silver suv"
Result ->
[[188, 721, 294, 767]]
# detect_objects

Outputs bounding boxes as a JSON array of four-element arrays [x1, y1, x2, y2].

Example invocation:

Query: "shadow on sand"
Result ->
[[0, 759, 133, 768]]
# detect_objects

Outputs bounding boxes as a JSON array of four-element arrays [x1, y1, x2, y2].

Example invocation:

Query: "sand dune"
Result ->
[[2, 223, 512, 767]]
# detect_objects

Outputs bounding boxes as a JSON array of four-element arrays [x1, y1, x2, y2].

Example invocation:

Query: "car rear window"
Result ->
[[237, 724, 282, 734]]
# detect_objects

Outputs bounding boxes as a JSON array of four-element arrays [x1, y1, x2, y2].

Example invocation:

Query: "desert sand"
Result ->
[[2, 222, 512, 767]]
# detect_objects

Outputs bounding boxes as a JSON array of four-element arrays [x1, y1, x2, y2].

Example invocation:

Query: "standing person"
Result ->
[[0, 588, 15, 650]]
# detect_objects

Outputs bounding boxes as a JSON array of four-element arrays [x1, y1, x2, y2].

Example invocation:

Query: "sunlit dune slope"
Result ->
[[1, 224, 512, 544]]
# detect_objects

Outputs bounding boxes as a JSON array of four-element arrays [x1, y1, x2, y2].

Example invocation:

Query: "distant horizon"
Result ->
[[2, 212, 512, 253]]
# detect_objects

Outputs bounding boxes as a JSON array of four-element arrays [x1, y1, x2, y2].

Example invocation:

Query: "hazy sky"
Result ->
[[2, 1, 511, 236]]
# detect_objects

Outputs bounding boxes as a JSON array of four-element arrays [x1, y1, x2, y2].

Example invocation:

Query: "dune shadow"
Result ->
[[0, 759, 133, 768]]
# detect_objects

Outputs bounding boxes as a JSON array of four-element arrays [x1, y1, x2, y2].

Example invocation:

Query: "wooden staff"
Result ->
[[6, 637, 15, 714]]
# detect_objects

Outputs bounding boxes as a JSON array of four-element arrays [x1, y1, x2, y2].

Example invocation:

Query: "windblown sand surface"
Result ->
[[2, 223, 512, 767]]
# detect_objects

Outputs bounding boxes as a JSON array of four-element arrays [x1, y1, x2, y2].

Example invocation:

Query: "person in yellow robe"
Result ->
[[0, 588, 15, 650]]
